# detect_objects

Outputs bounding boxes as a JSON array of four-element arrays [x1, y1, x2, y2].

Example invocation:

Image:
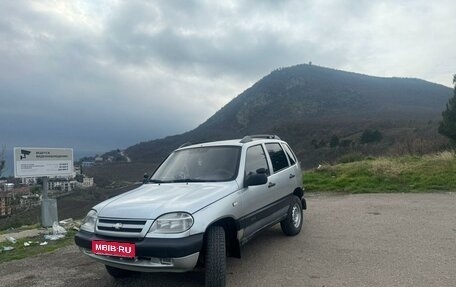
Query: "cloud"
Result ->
[[0, 0, 455, 156]]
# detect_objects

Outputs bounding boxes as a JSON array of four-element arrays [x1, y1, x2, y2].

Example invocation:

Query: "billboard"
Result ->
[[14, 147, 74, 178]]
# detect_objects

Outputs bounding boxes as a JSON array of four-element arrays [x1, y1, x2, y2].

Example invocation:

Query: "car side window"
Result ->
[[282, 143, 296, 165], [265, 143, 289, 173], [245, 145, 270, 177]]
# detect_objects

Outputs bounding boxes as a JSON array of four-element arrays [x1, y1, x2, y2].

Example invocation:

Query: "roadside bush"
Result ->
[[330, 135, 340, 147], [304, 150, 456, 193], [338, 153, 365, 163], [360, 129, 383, 144]]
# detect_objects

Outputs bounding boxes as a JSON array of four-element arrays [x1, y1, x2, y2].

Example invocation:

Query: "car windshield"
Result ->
[[150, 146, 241, 183]]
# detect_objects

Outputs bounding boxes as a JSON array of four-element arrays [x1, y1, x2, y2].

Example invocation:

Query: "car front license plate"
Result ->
[[92, 240, 136, 258]]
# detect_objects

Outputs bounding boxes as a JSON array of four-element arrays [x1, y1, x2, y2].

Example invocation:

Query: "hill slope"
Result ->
[[123, 64, 451, 171], [305, 151, 456, 193]]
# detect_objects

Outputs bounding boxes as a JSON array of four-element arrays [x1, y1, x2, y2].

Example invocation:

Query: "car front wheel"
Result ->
[[280, 196, 303, 236], [204, 225, 226, 287]]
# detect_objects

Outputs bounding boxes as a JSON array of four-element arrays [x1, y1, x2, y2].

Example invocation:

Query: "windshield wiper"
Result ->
[[147, 179, 168, 183], [171, 178, 207, 183]]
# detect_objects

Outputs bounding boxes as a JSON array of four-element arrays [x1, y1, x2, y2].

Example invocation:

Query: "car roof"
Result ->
[[177, 136, 284, 151]]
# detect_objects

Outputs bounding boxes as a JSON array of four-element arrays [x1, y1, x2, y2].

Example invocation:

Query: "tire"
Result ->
[[105, 265, 135, 278], [204, 225, 226, 287], [280, 196, 303, 236]]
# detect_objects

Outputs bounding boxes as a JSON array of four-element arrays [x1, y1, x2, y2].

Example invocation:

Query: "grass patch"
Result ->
[[0, 230, 76, 264], [304, 151, 456, 193]]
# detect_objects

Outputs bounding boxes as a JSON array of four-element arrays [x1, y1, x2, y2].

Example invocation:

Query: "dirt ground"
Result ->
[[0, 192, 455, 287]]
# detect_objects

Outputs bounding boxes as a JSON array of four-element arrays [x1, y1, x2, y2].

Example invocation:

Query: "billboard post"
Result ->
[[14, 147, 74, 227]]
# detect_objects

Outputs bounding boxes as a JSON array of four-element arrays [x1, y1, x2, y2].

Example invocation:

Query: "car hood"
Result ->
[[94, 181, 239, 219]]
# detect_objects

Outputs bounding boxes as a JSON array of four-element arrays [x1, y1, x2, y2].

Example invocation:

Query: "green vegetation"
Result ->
[[0, 185, 135, 231], [0, 145, 5, 177], [359, 129, 383, 144], [0, 230, 76, 264], [337, 152, 366, 163], [304, 151, 456, 193], [438, 74, 456, 142], [329, 135, 339, 147], [120, 64, 452, 178]]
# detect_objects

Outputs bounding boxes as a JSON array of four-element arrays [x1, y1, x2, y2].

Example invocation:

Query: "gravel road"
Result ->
[[1, 193, 455, 287]]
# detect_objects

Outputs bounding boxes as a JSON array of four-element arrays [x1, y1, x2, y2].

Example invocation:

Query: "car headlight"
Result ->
[[149, 212, 193, 234], [80, 210, 97, 232]]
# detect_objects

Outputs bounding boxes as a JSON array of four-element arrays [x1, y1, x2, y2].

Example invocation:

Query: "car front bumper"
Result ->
[[74, 230, 203, 272]]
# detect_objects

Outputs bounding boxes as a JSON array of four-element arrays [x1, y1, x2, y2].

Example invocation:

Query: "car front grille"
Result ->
[[96, 218, 152, 237]]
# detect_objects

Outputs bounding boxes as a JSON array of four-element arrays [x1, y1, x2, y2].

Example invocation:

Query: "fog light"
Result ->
[[160, 258, 172, 265]]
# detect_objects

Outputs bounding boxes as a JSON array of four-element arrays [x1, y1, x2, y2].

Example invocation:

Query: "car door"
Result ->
[[281, 143, 301, 189], [264, 142, 293, 200], [240, 142, 296, 243], [240, 144, 274, 242]]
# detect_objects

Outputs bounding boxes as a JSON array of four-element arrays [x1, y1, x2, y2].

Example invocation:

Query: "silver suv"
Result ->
[[75, 135, 306, 286]]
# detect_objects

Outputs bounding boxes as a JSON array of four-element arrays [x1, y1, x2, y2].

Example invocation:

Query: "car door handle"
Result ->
[[268, 182, 276, 188], [289, 174, 295, 179]]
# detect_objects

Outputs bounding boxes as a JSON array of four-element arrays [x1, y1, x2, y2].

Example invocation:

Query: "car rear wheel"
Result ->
[[105, 265, 135, 278], [205, 225, 226, 287], [280, 196, 303, 236]]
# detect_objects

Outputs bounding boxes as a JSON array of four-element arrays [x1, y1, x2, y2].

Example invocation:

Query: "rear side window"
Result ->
[[282, 143, 296, 165], [265, 143, 289, 173], [245, 145, 270, 176]]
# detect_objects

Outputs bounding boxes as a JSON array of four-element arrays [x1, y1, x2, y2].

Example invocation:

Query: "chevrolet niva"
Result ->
[[75, 135, 306, 286]]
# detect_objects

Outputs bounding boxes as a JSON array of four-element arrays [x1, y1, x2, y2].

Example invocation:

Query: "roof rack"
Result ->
[[178, 140, 211, 148], [178, 142, 192, 148], [240, 135, 281, 143]]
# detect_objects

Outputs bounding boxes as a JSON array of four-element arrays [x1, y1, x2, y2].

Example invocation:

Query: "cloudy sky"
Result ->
[[1, 0, 455, 161]]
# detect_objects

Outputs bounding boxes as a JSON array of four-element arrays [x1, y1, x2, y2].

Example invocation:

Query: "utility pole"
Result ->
[[41, 176, 58, 227]]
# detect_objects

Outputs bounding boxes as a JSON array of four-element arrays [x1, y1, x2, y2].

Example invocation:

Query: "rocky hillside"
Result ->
[[124, 64, 451, 168]]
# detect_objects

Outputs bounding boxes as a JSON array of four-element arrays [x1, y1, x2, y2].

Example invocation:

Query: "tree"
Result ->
[[339, 139, 352, 148], [438, 74, 456, 142], [0, 145, 5, 178], [360, 129, 383, 144], [310, 139, 319, 149], [75, 174, 84, 183], [330, 135, 340, 147]]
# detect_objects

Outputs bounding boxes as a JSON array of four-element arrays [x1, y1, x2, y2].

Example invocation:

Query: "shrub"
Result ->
[[360, 129, 383, 144], [330, 135, 340, 147], [338, 152, 365, 163]]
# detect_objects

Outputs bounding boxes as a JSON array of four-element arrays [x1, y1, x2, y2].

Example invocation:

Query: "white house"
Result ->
[[77, 177, 94, 188], [48, 179, 77, 192]]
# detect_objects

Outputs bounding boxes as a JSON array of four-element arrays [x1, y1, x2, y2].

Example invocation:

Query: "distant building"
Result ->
[[4, 183, 14, 191], [0, 193, 12, 216], [20, 194, 40, 208], [78, 177, 94, 188], [21, 177, 37, 185], [11, 186, 31, 195], [81, 161, 94, 167], [48, 179, 77, 192], [0, 180, 6, 192]]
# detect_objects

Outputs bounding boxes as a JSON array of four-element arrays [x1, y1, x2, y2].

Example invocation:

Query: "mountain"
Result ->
[[89, 64, 452, 183]]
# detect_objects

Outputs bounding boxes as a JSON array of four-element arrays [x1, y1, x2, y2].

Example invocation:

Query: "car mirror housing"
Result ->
[[245, 173, 268, 187]]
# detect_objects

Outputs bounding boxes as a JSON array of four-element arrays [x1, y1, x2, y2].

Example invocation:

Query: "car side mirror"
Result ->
[[245, 173, 268, 187], [256, 168, 267, 174], [143, 173, 149, 183]]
